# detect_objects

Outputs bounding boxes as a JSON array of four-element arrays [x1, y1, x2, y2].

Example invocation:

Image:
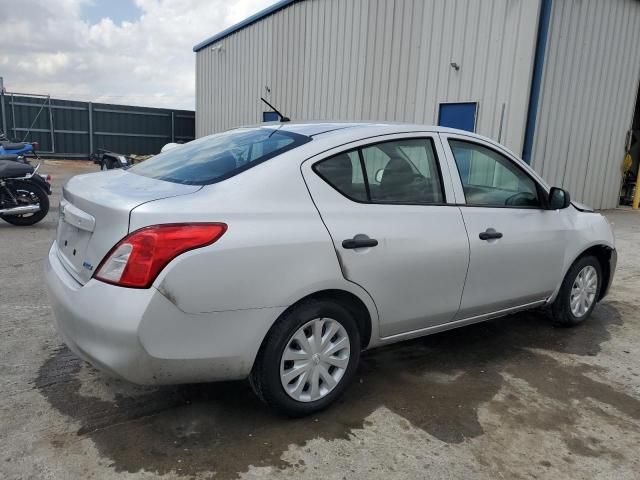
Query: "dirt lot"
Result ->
[[1, 161, 639, 480]]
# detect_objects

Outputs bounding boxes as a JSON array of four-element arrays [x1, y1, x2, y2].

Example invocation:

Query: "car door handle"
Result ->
[[342, 235, 378, 249], [479, 229, 503, 241]]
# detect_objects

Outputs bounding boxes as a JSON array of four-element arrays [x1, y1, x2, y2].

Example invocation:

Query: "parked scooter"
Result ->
[[0, 154, 51, 226]]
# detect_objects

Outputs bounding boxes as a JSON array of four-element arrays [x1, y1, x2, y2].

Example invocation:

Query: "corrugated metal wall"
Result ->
[[196, 0, 540, 155], [1, 94, 195, 158], [530, 0, 640, 209]]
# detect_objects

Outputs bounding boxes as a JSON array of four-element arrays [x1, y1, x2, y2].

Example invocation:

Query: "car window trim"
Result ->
[[357, 148, 372, 201], [312, 136, 448, 207], [443, 136, 549, 211]]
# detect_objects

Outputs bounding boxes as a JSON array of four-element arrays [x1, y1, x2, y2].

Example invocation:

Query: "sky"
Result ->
[[0, 0, 278, 110]]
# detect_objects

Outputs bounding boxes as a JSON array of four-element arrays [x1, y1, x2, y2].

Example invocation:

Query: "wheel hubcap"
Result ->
[[280, 317, 350, 403], [570, 265, 598, 318]]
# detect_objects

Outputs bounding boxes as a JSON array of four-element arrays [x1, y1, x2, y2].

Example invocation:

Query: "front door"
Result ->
[[302, 134, 470, 338], [441, 133, 567, 319]]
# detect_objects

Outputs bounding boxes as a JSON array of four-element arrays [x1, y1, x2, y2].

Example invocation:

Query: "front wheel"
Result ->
[[250, 299, 361, 416], [1, 181, 50, 226], [551, 255, 601, 327]]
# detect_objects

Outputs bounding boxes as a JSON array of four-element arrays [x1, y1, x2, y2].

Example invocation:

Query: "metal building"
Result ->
[[194, 0, 640, 209]]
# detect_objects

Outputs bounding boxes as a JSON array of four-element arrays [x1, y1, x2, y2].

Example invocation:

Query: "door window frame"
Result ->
[[304, 132, 460, 206], [439, 132, 551, 210]]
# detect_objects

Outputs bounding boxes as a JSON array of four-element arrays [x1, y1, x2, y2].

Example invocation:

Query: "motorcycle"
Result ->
[[0, 154, 51, 226], [0, 132, 40, 161], [90, 149, 131, 170]]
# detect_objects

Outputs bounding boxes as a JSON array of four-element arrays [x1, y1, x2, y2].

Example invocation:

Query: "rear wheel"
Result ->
[[1, 181, 50, 226], [551, 255, 601, 327], [250, 299, 360, 416]]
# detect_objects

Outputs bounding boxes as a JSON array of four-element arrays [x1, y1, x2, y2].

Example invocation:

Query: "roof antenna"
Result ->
[[260, 97, 290, 122]]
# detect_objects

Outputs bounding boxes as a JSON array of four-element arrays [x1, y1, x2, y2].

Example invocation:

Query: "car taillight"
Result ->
[[94, 223, 227, 288], [32, 142, 39, 150]]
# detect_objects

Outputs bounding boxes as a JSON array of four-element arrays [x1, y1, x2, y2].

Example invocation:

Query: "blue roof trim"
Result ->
[[193, 0, 299, 52], [522, 0, 553, 164]]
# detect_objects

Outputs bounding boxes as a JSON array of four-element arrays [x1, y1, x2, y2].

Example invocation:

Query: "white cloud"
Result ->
[[0, 0, 277, 109]]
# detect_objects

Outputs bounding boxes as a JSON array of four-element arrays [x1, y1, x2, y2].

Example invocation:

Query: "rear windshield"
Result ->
[[129, 127, 311, 185]]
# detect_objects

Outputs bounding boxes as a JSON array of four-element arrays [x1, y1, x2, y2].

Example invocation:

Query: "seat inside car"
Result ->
[[323, 153, 367, 199], [378, 156, 437, 203]]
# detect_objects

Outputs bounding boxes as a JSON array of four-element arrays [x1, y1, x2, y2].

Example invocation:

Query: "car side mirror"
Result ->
[[548, 187, 571, 209], [375, 169, 384, 183]]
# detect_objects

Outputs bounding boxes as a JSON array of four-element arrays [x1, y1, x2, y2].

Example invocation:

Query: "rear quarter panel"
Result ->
[[129, 151, 380, 342]]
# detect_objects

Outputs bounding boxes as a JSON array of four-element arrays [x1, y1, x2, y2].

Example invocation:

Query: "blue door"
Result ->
[[263, 111, 280, 122], [438, 102, 477, 132]]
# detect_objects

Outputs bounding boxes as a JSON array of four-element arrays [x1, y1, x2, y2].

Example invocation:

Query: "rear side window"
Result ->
[[314, 138, 445, 205], [314, 151, 368, 201], [129, 128, 310, 185]]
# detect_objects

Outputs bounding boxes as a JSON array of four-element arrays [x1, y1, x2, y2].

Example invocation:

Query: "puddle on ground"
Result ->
[[35, 302, 640, 478]]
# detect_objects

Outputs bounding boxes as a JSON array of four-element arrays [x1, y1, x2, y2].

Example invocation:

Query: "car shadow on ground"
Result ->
[[35, 302, 640, 478]]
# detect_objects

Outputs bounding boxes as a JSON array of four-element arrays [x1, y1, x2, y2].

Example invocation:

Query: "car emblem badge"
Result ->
[[82, 261, 93, 271]]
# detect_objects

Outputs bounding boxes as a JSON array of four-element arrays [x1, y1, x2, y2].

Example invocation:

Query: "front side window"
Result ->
[[130, 127, 310, 185], [314, 138, 445, 205], [449, 140, 541, 208]]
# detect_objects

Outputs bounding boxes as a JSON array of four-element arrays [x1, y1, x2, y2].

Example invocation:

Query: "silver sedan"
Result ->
[[45, 123, 616, 416]]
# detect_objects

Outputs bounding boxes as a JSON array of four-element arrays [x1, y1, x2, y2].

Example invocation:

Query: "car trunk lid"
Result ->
[[55, 169, 200, 284]]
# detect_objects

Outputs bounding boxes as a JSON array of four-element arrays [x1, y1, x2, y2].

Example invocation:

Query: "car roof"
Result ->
[[230, 121, 519, 163], [263, 122, 531, 172], [250, 121, 473, 137], [257, 122, 364, 137]]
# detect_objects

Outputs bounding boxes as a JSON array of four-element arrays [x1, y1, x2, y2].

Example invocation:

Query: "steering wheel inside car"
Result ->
[[505, 191, 537, 207]]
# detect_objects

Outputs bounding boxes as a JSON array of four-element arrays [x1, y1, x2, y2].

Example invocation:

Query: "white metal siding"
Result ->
[[196, 0, 540, 155], [531, 0, 640, 210]]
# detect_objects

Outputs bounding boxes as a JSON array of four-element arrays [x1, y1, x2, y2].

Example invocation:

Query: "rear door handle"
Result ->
[[342, 234, 378, 249], [479, 229, 503, 241]]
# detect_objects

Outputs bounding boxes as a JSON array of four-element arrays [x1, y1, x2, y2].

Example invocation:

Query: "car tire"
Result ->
[[1, 181, 50, 226], [250, 299, 361, 417], [551, 255, 602, 327]]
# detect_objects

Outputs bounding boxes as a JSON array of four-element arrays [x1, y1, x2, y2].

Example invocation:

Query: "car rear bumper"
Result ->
[[45, 242, 283, 385]]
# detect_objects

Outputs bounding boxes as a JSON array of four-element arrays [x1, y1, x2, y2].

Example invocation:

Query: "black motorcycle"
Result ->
[[0, 154, 51, 226]]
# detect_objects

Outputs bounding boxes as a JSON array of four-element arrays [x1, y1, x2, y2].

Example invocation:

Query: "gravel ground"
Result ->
[[1, 160, 639, 480]]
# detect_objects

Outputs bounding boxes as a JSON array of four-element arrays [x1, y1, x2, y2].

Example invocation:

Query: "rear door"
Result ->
[[302, 133, 470, 338], [440, 133, 567, 319]]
